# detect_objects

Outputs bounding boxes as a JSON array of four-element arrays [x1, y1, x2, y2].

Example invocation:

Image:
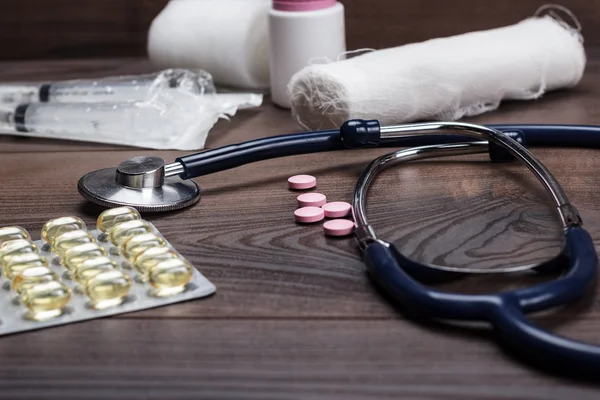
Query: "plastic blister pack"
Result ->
[[0, 207, 216, 336], [0, 69, 263, 150]]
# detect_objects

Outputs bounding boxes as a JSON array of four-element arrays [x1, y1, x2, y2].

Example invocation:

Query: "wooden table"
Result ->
[[1, 59, 600, 399]]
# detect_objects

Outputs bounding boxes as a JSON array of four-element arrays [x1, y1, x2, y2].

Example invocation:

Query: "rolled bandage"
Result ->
[[148, 0, 270, 89], [289, 15, 586, 129]]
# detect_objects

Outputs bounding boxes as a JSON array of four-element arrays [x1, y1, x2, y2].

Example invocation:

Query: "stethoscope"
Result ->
[[78, 120, 600, 211], [79, 120, 600, 372]]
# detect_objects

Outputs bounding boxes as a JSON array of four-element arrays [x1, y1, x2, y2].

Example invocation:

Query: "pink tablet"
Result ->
[[288, 175, 316, 190], [297, 193, 327, 208], [294, 207, 325, 223], [322, 201, 351, 218], [323, 219, 355, 237]]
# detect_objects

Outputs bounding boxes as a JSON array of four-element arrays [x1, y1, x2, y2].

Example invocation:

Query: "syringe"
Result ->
[[0, 69, 216, 105], [0, 90, 263, 150]]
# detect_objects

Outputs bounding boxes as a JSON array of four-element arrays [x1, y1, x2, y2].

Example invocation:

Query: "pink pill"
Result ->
[[323, 219, 355, 237], [322, 201, 352, 218], [294, 207, 325, 223], [297, 192, 327, 208], [288, 175, 316, 190]]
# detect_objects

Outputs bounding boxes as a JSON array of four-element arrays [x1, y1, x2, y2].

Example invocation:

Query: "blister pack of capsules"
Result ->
[[0, 207, 216, 336]]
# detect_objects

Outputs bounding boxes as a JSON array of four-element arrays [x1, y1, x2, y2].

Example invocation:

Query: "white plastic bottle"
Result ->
[[268, 0, 346, 108]]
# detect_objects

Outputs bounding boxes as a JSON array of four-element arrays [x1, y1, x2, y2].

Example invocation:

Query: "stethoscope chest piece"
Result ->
[[78, 156, 200, 212]]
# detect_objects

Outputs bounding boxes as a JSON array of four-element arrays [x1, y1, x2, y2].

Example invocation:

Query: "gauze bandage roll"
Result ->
[[289, 15, 586, 129], [148, 0, 270, 89]]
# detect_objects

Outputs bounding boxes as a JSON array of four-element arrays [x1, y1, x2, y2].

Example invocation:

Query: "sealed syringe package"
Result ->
[[0, 68, 263, 150], [0, 206, 216, 336]]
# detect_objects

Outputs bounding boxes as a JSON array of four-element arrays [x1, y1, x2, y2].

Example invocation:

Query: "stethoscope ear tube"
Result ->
[[364, 227, 600, 371], [172, 121, 585, 181], [484, 227, 600, 370], [363, 240, 493, 320], [355, 121, 600, 372], [79, 120, 600, 211]]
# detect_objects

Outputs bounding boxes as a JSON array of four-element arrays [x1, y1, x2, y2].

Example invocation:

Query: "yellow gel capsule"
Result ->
[[4, 253, 48, 280], [41, 216, 86, 243], [75, 256, 118, 284], [22, 281, 71, 320], [133, 247, 179, 277], [85, 270, 132, 309], [97, 207, 141, 234], [52, 230, 95, 257], [12, 266, 59, 294], [109, 220, 153, 247], [0, 226, 30, 245], [149, 258, 193, 297], [63, 242, 107, 271], [121, 233, 166, 261], [0, 239, 38, 267]]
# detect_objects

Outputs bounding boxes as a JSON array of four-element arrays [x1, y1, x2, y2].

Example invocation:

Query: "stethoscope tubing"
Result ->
[[77, 117, 600, 370], [363, 228, 599, 370], [171, 123, 600, 180], [353, 130, 600, 371]]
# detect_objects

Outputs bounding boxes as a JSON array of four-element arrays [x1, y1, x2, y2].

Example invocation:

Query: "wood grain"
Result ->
[[2, 58, 600, 397], [0, 0, 167, 59], [0, 0, 599, 60], [2, 146, 600, 324], [342, 0, 600, 51], [0, 319, 600, 400]]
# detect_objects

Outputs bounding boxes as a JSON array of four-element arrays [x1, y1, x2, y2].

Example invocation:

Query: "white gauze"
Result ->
[[289, 16, 586, 129], [148, 0, 270, 89]]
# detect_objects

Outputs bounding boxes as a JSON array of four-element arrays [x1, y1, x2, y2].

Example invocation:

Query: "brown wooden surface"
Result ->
[[1, 59, 600, 398], [1, 0, 600, 60]]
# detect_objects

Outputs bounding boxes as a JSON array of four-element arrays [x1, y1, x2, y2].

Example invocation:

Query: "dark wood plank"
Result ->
[[343, 0, 600, 51], [0, 0, 599, 59], [0, 136, 130, 153], [2, 55, 600, 396], [0, 319, 599, 399], [0, 58, 157, 82], [0, 0, 168, 59], [1, 146, 600, 322]]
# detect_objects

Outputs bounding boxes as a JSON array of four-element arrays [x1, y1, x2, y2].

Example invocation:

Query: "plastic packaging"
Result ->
[[0, 69, 264, 150], [269, 0, 346, 108], [0, 208, 215, 335], [0, 69, 215, 105]]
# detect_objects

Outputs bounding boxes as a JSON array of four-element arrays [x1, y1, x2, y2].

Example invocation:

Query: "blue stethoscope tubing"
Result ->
[[349, 122, 600, 372], [79, 117, 600, 371], [363, 229, 598, 370], [173, 121, 600, 180], [177, 119, 600, 371]]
